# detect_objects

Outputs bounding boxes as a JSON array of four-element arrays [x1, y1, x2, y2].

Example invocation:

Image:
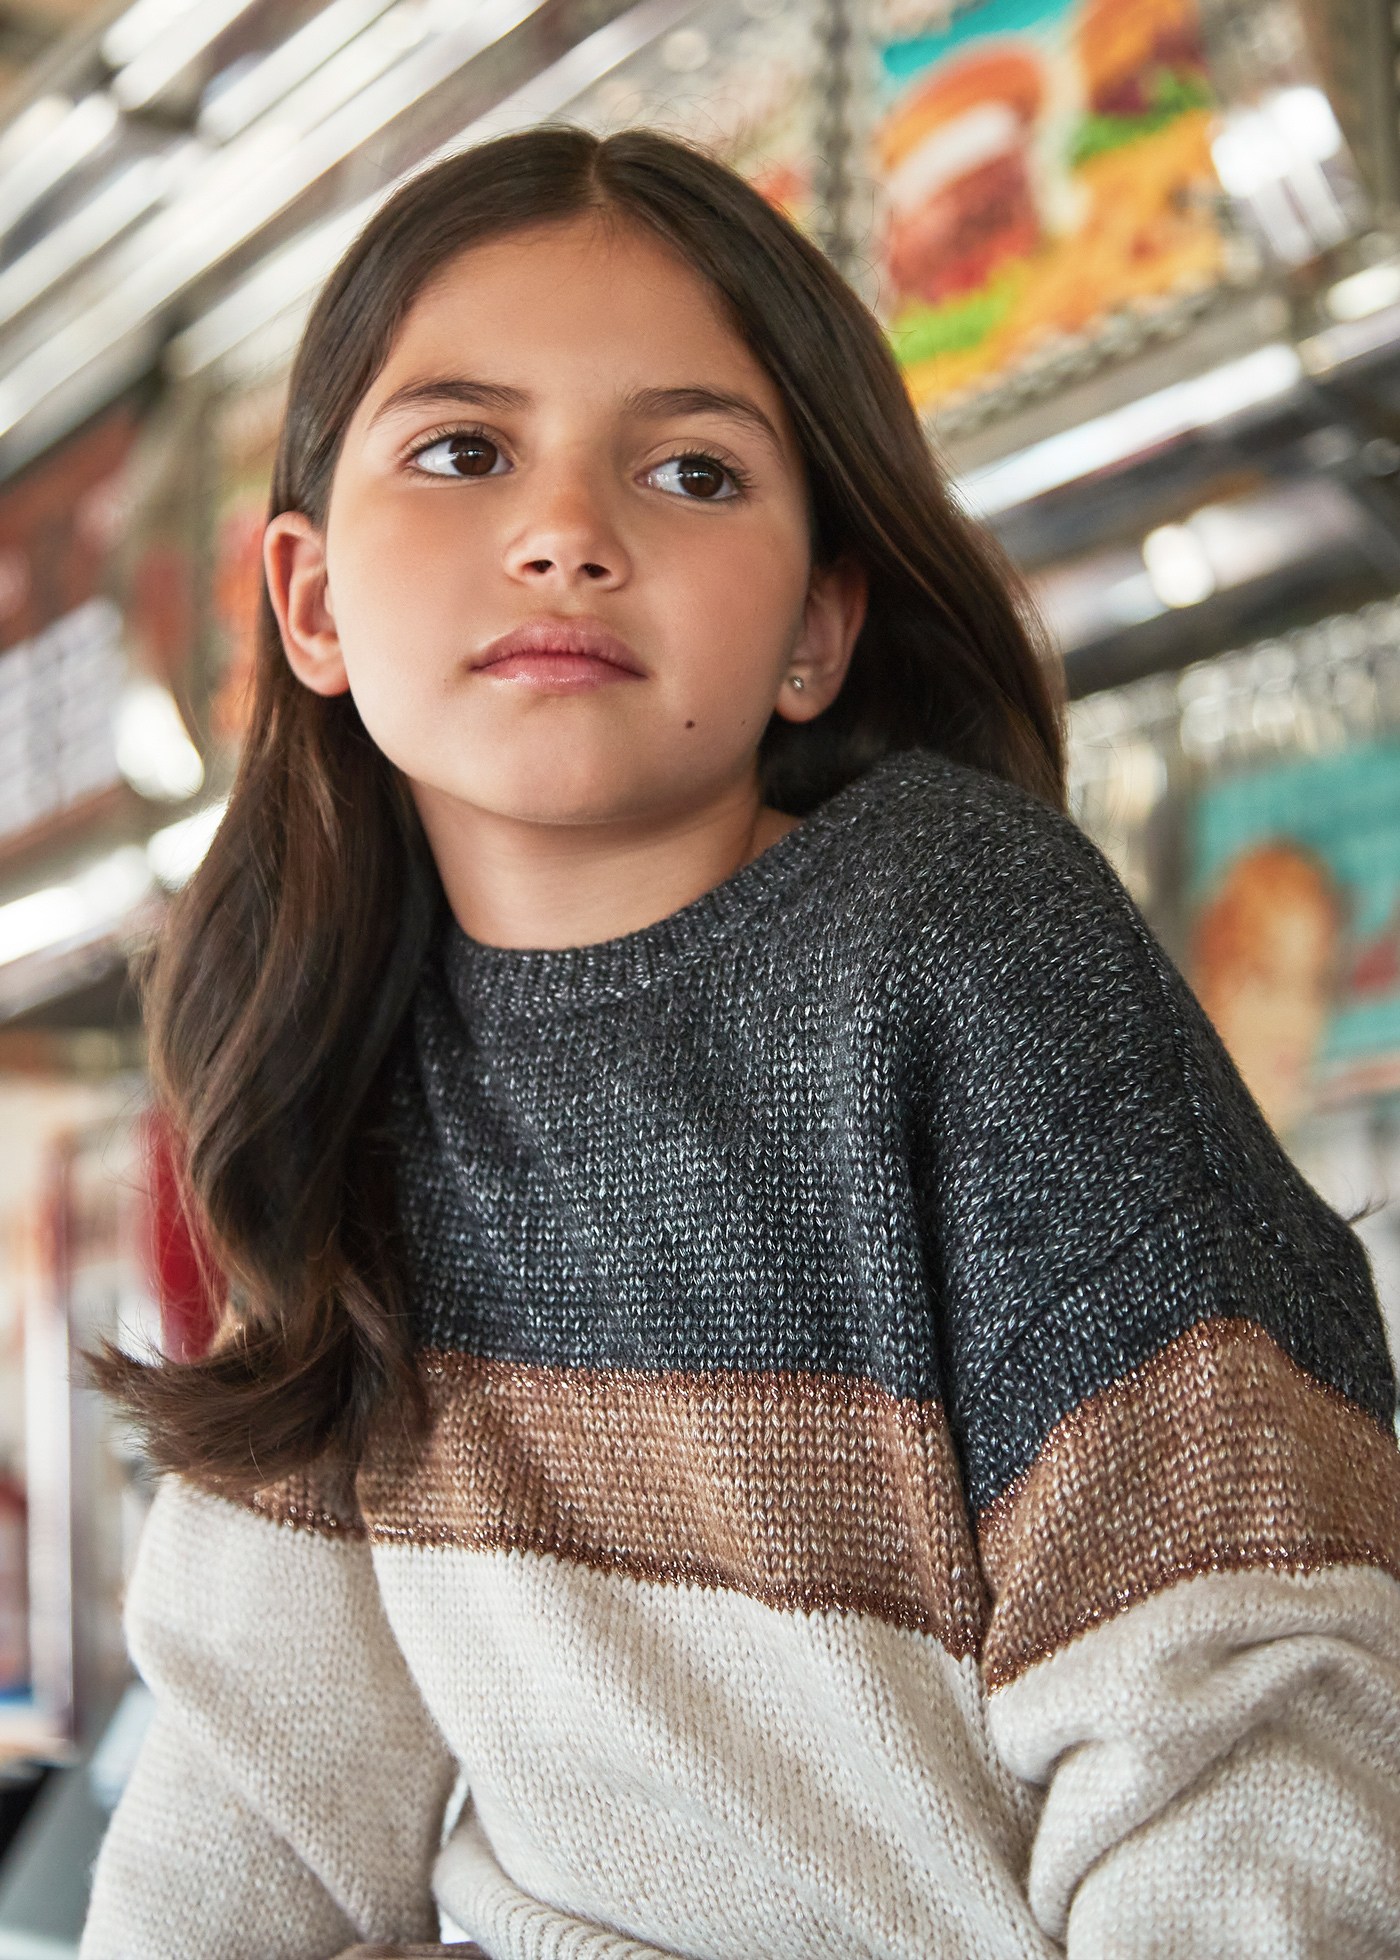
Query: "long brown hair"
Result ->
[[98, 125, 1066, 1493]]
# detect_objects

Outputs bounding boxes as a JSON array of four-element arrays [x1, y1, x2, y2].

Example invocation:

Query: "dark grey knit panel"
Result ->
[[956, 1174, 1389, 1514], [388, 745, 1396, 1502], [887, 760, 1395, 1472]]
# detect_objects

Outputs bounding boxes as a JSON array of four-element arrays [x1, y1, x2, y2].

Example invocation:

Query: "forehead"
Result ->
[[363, 213, 788, 423]]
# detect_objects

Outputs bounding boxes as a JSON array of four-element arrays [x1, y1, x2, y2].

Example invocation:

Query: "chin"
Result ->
[[466, 751, 651, 829]]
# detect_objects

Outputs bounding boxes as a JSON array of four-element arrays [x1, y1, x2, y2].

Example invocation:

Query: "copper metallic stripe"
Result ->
[[242, 1458, 366, 1539], [978, 1315, 1400, 1691], [359, 1353, 987, 1655]]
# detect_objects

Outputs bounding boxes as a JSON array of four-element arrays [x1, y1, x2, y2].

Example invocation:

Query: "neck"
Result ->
[[413, 775, 802, 952]]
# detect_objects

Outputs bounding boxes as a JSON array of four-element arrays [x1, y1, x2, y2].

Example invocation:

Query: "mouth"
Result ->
[[472, 619, 645, 675]]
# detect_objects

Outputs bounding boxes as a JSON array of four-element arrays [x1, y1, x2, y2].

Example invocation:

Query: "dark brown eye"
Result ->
[[414, 433, 505, 479], [649, 454, 738, 501]]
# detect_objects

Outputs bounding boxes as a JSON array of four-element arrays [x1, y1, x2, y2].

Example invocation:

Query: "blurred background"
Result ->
[[0, 0, 1396, 1946]]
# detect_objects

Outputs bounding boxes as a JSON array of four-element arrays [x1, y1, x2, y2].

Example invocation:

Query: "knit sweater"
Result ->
[[83, 745, 1400, 1960]]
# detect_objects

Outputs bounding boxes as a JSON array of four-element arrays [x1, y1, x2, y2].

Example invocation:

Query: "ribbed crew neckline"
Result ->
[[442, 747, 930, 1024]]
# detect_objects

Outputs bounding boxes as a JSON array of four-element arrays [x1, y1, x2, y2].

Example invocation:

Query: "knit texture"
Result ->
[[83, 744, 1400, 1960]]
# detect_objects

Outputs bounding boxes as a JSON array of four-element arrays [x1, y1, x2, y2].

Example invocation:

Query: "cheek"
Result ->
[[329, 494, 489, 658], [664, 511, 809, 658]]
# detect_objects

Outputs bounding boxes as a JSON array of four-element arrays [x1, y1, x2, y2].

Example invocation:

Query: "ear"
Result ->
[[777, 555, 869, 721], [262, 509, 350, 698]]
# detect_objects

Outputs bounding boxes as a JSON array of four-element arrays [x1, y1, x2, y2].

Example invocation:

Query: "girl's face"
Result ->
[[265, 212, 866, 844]]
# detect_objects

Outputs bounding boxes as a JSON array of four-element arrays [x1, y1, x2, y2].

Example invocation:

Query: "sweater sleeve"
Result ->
[[902, 779, 1400, 1956], [976, 1222, 1400, 1958], [80, 1467, 460, 1960]]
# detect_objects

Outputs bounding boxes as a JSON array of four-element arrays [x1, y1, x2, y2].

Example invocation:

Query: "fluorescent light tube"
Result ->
[[198, 0, 401, 143], [147, 800, 228, 887], [111, 0, 264, 112], [0, 846, 153, 969], [0, 93, 118, 241], [958, 344, 1304, 517], [0, 154, 172, 323]]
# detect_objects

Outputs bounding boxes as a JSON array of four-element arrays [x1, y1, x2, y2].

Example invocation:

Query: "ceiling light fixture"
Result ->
[[958, 343, 1304, 517], [0, 153, 176, 324], [0, 93, 119, 242], [146, 800, 228, 887], [0, 846, 154, 970], [169, 0, 694, 376], [108, 0, 265, 113], [196, 0, 401, 143], [1141, 523, 1217, 610], [1325, 262, 1400, 324], [113, 681, 205, 802]]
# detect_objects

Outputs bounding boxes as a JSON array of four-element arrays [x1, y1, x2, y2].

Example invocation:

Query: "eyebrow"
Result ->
[[366, 376, 785, 455], [623, 385, 784, 456], [367, 377, 529, 426]]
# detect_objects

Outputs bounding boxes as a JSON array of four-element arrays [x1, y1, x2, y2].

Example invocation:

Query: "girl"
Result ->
[[84, 126, 1400, 1960]]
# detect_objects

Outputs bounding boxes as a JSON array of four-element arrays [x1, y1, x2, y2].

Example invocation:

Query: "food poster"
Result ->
[[207, 371, 286, 753], [870, 0, 1230, 417], [562, 0, 823, 233], [1188, 743, 1400, 1139]]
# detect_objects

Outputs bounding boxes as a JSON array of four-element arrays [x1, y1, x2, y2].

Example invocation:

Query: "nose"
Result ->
[[503, 463, 628, 590]]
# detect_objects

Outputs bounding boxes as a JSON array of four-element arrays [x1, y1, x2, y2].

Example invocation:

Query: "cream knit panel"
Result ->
[[81, 1707, 363, 1960], [988, 1563, 1400, 1956], [372, 1542, 1055, 1960], [82, 1476, 457, 1959]]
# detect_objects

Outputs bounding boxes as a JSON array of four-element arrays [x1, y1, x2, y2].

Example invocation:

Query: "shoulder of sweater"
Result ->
[[853, 751, 1231, 1153], [863, 750, 1371, 1299], [834, 746, 1151, 988]]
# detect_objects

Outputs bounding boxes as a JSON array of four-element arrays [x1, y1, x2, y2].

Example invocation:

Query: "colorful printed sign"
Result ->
[[872, 0, 1229, 414], [1189, 743, 1400, 1134]]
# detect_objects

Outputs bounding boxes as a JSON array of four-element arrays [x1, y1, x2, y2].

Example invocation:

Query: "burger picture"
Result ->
[[874, 0, 1225, 413], [1071, 0, 1211, 165], [876, 45, 1048, 309]]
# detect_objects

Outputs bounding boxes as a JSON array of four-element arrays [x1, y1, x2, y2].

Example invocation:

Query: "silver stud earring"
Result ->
[[788, 673, 805, 691]]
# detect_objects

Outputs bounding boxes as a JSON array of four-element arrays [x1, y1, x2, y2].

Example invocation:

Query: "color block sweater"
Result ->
[[83, 746, 1400, 1960]]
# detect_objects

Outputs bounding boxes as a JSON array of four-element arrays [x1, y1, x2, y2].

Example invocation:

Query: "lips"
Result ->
[[472, 618, 644, 674]]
